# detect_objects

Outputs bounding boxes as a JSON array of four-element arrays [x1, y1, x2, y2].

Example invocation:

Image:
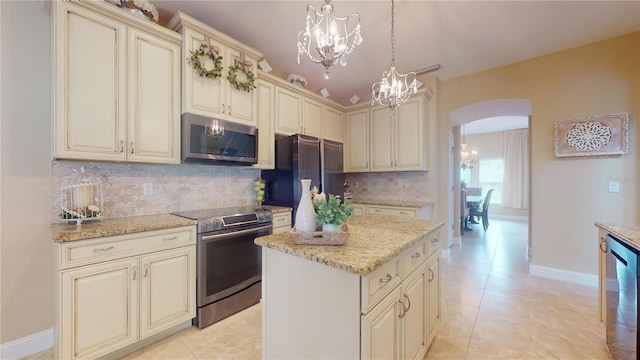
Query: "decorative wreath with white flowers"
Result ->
[[188, 44, 223, 79], [227, 58, 256, 93]]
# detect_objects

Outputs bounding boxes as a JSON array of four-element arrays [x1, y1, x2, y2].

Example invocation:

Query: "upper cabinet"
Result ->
[[54, 1, 181, 164], [370, 96, 428, 172], [344, 108, 370, 172], [259, 73, 344, 141], [169, 12, 263, 127], [255, 79, 275, 169], [345, 91, 431, 173]]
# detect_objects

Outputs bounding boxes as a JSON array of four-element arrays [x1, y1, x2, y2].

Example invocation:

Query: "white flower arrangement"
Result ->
[[287, 73, 308, 88]]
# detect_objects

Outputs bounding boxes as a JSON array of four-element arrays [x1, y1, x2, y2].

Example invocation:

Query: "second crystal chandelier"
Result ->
[[297, 0, 363, 80], [372, 0, 417, 109]]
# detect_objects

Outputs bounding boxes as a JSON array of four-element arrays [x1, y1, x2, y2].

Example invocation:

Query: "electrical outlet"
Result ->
[[143, 183, 153, 196], [608, 181, 620, 193]]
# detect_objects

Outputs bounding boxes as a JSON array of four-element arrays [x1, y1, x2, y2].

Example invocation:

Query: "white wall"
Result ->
[[1, 0, 54, 345]]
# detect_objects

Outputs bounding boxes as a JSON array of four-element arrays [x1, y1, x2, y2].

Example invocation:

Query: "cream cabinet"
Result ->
[[56, 226, 196, 360], [54, 1, 181, 164], [344, 108, 370, 172], [370, 96, 428, 172], [261, 229, 441, 359], [275, 86, 303, 134], [170, 12, 262, 127], [323, 106, 344, 143], [275, 87, 323, 138], [255, 80, 275, 169], [350, 203, 366, 216], [367, 205, 417, 218], [272, 211, 292, 234]]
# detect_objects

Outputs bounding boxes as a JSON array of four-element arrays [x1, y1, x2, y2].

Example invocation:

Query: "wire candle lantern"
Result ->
[[60, 166, 104, 225]]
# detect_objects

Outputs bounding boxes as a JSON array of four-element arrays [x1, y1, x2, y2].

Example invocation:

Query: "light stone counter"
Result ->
[[595, 222, 640, 251], [255, 214, 444, 276], [348, 199, 434, 208], [262, 205, 292, 214], [52, 214, 196, 243]]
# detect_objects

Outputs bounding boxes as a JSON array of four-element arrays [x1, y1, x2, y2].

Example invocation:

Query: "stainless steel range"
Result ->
[[171, 206, 272, 329]]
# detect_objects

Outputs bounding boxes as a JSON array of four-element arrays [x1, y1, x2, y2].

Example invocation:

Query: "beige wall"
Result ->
[[438, 32, 640, 274], [1, 1, 54, 344]]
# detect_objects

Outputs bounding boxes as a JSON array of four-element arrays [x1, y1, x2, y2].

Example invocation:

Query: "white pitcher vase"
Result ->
[[295, 179, 316, 232]]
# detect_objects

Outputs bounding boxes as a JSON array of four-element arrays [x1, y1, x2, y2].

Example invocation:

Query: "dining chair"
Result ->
[[469, 189, 494, 231], [460, 190, 469, 234]]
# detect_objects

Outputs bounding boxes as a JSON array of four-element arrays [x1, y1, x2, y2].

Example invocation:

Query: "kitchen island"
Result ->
[[255, 214, 444, 359]]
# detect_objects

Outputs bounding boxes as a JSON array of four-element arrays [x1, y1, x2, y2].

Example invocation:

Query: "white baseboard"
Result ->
[[0, 327, 53, 360], [529, 264, 598, 287], [490, 214, 528, 222]]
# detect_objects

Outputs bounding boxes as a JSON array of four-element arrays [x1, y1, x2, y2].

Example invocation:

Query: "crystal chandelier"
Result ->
[[297, 0, 363, 80], [460, 125, 478, 170], [372, 0, 417, 110]]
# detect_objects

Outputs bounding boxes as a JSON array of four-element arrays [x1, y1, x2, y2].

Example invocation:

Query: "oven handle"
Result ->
[[200, 224, 272, 242]]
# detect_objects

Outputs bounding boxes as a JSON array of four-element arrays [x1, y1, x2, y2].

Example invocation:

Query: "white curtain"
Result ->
[[502, 129, 529, 209]]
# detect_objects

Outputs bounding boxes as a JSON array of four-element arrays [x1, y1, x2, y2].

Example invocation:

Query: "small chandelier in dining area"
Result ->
[[460, 125, 478, 170], [297, 0, 363, 80], [372, 0, 417, 110]]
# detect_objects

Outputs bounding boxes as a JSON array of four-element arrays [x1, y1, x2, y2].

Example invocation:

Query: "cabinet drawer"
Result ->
[[272, 212, 291, 227], [59, 226, 196, 269], [367, 206, 417, 218], [361, 256, 401, 313], [402, 239, 427, 278], [426, 234, 439, 257]]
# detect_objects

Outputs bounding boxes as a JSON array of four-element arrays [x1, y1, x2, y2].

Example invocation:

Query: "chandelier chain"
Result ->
[[391, 0, 395, 66]]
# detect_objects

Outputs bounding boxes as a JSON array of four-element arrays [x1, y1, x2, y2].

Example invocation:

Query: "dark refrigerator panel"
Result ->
[[321, 139, 344, 198]]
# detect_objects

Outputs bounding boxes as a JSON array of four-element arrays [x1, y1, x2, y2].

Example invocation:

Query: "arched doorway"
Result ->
[[448, 99, 532, 252]]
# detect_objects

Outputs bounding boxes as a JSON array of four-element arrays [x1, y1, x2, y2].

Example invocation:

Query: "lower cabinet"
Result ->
[[351, 203, 434, 220], [56, 226, 196, 360], [261, 230, 441, 359], [272, 211, 292, 234]]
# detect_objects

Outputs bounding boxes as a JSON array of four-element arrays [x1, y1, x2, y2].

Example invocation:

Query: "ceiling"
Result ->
[[154, 1, 640, 107], [464, 116, 528, 135]]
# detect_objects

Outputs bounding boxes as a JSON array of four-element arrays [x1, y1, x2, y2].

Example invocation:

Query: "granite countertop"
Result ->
[[262, 205, 292, 214], [348, 199, 434, 208], [595, 222, 640, 251], [255, 214, 444, 276], [53, 214, 196, 243]]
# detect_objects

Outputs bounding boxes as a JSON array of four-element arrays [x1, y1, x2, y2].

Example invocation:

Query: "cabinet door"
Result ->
[[350, 203, 366, 216], [254, 80, 275, 169], [370, 106, 395, 172], [344, 109, 370, 172], [362, 286, 402, 360], [60, 258, 138, 360], [183, 28, 225, 118], [139, 246, 196, 339], [55, 3, 126, 161], [275, 86, 303, 135], [127, 28, 180, 164], [225, 47, 258, 126], [323, 106, 344, 143], [396, 98, 426, 170], [427, 253, 441, 344], [302, 97, 323, 138], [402, 266, 428, 360]]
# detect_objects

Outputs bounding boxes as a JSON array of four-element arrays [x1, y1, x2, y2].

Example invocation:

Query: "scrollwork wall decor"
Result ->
[[554, 113, 629, 157]]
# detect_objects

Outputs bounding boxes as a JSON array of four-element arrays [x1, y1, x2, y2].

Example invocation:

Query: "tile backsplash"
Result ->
[[345, 171, 430, 202], [52, 161, 260, 222]]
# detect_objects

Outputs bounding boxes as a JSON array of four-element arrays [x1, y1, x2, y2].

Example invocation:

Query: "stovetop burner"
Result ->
[[171, 206, 272, 233]]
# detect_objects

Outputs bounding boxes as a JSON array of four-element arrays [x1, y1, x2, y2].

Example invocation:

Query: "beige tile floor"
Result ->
[[24, 219, 612, 359]]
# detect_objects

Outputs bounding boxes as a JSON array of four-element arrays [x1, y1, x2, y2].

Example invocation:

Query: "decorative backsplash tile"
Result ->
[[52, 161, 260, 222], [345, 172, 430, 202]]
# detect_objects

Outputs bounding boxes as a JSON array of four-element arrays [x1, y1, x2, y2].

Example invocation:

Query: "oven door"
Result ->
[[197, 224, 271, 307]]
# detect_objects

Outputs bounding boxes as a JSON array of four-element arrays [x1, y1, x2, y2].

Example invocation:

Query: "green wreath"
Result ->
[[227, 59, 256, 93], [188, 44, 223, 79]]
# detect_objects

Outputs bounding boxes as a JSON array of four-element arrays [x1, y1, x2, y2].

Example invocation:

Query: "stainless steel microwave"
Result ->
[[181, 113, 258, 165]]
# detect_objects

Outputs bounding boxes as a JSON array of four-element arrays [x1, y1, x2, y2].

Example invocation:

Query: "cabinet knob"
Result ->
[[130, 141, 134, 154], [143, 264, 148, 278], [228, 105, 231, 115], [119, 140, 124, 153], [221, 104, 225, 114], [132, 266, 137, 281]]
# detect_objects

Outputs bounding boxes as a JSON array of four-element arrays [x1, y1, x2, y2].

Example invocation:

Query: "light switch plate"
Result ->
[[608, 181, 620, 193]]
